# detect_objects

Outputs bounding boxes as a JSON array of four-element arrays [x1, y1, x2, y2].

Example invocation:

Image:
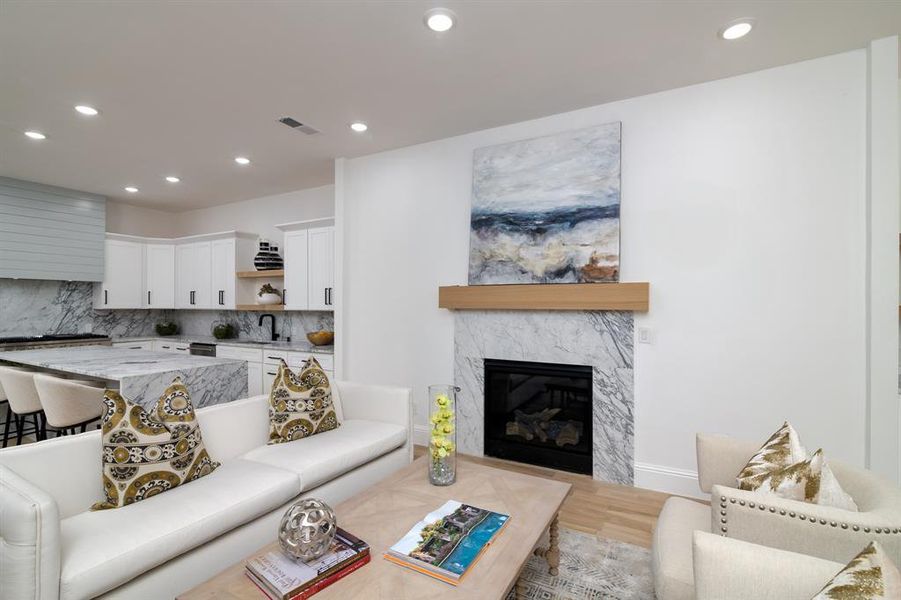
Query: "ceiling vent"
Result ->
[[278, 117, 320, 135]]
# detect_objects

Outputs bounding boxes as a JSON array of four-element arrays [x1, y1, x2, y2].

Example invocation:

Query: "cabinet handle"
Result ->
[[328, 287, 332, 305], [104, 290, 108, 305], [219, 290, 224, 305], [282, 289, 286, 304], [190, 290, 195, 305], [129, 346, 141, 350], [162, 345, 171, 349], [324, 288, 328, 305], [266, 355, 280, 361], [266, 371, 277, 376], [148, 291, 151, 305]]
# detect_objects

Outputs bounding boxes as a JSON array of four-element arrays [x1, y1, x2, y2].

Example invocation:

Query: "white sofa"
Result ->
[[0, 381, 412, 600]]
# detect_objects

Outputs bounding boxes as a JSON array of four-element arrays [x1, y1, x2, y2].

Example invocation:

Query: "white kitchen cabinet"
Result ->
[[94, 238, 144, 309], [144, 244, 175, 308], [307, 226, 335, 310], [112, 341, 152, 351], [283, 229, 309, 310], [150, 340, 189, 353], [210, 238, 236, 309], [175, 242, 212, 309]]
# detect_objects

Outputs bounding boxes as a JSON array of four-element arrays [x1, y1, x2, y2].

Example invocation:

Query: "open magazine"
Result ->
[[385, 500, 509, 585]]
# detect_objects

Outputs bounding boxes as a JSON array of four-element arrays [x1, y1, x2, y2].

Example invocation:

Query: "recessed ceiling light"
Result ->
[[24, 130, 46, 140], [720, 19, 754, 40], [234, 156, 251, 165], [350, 122, 368, 133], [424, 8, 455, 32], [124, 186, 139, 193], [165, 176, 180, 183], [74, 105, 99, 116]]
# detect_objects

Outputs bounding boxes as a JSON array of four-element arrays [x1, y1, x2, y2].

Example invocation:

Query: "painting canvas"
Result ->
[[468, 122, 621, 285]]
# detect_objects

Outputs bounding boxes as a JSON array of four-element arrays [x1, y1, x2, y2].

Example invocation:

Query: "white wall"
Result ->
[[171, 185, 334, 242], [107, 185, 334, 242], [340, 48, 900, 493], [106, 201, 175, 237]]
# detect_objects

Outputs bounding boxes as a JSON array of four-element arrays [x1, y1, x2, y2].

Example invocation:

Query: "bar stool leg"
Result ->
[[15, 414, 25, 446], [2, 403, 12, 448]]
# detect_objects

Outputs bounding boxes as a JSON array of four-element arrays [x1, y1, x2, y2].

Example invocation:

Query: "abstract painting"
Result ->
[[468, 122, 621, 285]]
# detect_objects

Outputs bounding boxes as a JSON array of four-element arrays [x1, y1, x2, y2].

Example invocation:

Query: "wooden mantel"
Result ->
[[438, 282, 649, 311]]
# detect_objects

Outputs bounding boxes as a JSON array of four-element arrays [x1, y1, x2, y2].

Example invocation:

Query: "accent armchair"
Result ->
[[652, 433, 901, 600]]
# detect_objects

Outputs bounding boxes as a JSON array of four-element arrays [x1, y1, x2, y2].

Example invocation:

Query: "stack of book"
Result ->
[[245, 528, 369, 600]]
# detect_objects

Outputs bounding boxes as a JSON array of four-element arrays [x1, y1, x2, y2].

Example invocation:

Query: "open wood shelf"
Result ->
[[438, 282, 649, 311], [236, 269, 284, 279], [235, 304, 284, 311]]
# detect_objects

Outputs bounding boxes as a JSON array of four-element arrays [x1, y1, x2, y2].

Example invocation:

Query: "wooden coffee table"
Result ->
[[179, 455, 571, 600]]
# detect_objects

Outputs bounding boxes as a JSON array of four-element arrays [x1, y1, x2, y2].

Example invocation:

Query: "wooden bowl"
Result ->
[[306, 331, 334, 346]]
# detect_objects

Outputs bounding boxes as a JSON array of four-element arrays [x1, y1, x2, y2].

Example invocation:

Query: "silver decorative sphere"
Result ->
[[278, 498, 337, 561]]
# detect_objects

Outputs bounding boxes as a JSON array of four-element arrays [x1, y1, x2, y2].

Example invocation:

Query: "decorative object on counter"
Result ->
[[277, 498, 337, 561], [212, 323, 236, 340], [254, 240, 284, 271], [428, 384, 459, 486], [256, 283, 283, 305], [305, 330, 334, 346], [155, 321, 179, 336]]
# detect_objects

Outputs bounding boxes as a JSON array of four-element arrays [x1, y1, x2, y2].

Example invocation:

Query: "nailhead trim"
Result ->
[[719, 496, 899, 536]]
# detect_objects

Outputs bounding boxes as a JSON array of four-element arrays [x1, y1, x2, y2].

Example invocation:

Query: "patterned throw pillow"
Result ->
[[268, 358, 340, 444], [813, 542, 901, 599], [739, 442, 858, 511], [736, 422, 808, 490], [92, 378, 219, 510]]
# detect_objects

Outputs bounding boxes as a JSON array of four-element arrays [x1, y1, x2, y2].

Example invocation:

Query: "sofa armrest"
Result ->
[[0, 465, 61, 600], [335, 381, 412, 453], [696, 433, 759, 493], [693, 531, 842, 600], [711, 483, 901, 565]]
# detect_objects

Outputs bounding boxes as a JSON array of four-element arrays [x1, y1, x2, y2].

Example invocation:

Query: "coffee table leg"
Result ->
[[515, 576, 527, 599], [532, 514, 560, 576]]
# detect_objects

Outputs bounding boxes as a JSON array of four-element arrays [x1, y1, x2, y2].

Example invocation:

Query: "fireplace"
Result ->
[[483, 358, 593, 475]]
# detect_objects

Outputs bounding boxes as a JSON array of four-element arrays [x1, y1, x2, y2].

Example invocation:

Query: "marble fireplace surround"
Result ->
[[454, 310, 634, 485]]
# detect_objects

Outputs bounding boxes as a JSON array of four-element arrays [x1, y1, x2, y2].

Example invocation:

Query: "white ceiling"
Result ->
[[1, 1, 899, 212]]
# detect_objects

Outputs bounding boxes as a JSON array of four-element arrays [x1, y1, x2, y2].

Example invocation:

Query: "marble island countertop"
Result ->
[[0, 346, 248, 410], [0, 346, 244, 381], [113, 335, 333, 354]]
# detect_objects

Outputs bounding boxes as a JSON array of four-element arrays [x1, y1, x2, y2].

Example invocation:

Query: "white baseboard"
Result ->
[[413, 424, 430, 447], [411, 428, 705, 500], [635, 462, 706, 499]]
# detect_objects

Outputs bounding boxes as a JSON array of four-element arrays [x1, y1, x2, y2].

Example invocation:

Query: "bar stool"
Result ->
[[33, 375, 104, 435], [0, 366, 46, 445]]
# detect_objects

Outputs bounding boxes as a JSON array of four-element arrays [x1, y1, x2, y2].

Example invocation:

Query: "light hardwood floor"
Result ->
[[414, 446, 674, 548]]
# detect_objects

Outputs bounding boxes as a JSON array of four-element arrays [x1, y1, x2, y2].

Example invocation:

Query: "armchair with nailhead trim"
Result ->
[[650, 433, 901, 600]]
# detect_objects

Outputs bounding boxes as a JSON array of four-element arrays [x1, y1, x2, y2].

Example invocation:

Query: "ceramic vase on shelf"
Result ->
[[428, 384, 459, 486], [254, 240, 284, 271]]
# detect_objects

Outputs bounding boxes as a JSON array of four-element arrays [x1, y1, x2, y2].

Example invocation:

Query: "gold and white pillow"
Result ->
[[268, 358, 340, 444], [92, 378, 219, 510], [736, 421, 807, 490], [736, 422, 858, 511], [813, 542, 901, 599]]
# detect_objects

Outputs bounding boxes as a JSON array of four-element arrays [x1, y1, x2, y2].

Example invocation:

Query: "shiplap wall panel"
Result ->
[[0, 177, 106, 281]]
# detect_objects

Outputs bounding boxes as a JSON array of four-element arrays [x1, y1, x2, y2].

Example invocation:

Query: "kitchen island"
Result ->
[[0, 346, 248, 411]]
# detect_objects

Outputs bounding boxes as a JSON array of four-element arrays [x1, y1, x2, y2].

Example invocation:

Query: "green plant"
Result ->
[[258, 283, 279, 296], [212, 323, 236, 339], [155, 321, 178, 336]]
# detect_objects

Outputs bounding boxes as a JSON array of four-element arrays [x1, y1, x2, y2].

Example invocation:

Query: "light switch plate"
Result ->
[[638, 327, 652, 344]]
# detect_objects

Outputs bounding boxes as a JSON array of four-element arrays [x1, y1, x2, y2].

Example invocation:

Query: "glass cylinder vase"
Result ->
[[428, 384, 459, 486]]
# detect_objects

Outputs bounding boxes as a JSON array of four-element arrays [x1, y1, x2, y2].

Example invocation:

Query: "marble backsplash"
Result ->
[[0, 279, 333, 342], [454, 310, 634, 485]]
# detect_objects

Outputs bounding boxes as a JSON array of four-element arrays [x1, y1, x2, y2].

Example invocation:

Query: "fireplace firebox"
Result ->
[[483, 359, 592, 475]]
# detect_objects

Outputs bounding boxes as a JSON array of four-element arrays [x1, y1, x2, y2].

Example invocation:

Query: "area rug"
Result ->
[[506, 527, 654, 599]]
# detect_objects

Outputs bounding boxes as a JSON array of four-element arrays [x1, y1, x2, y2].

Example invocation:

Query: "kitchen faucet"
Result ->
[[258, 313, 280, 342]]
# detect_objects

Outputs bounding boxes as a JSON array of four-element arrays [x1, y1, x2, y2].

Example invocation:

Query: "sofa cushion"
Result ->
[[268, 358, 340, 444], [242, 419, 406, 491], [59, 458, 300, 600], [652, 497, 710, 600], [93, 379, 219, 510]]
